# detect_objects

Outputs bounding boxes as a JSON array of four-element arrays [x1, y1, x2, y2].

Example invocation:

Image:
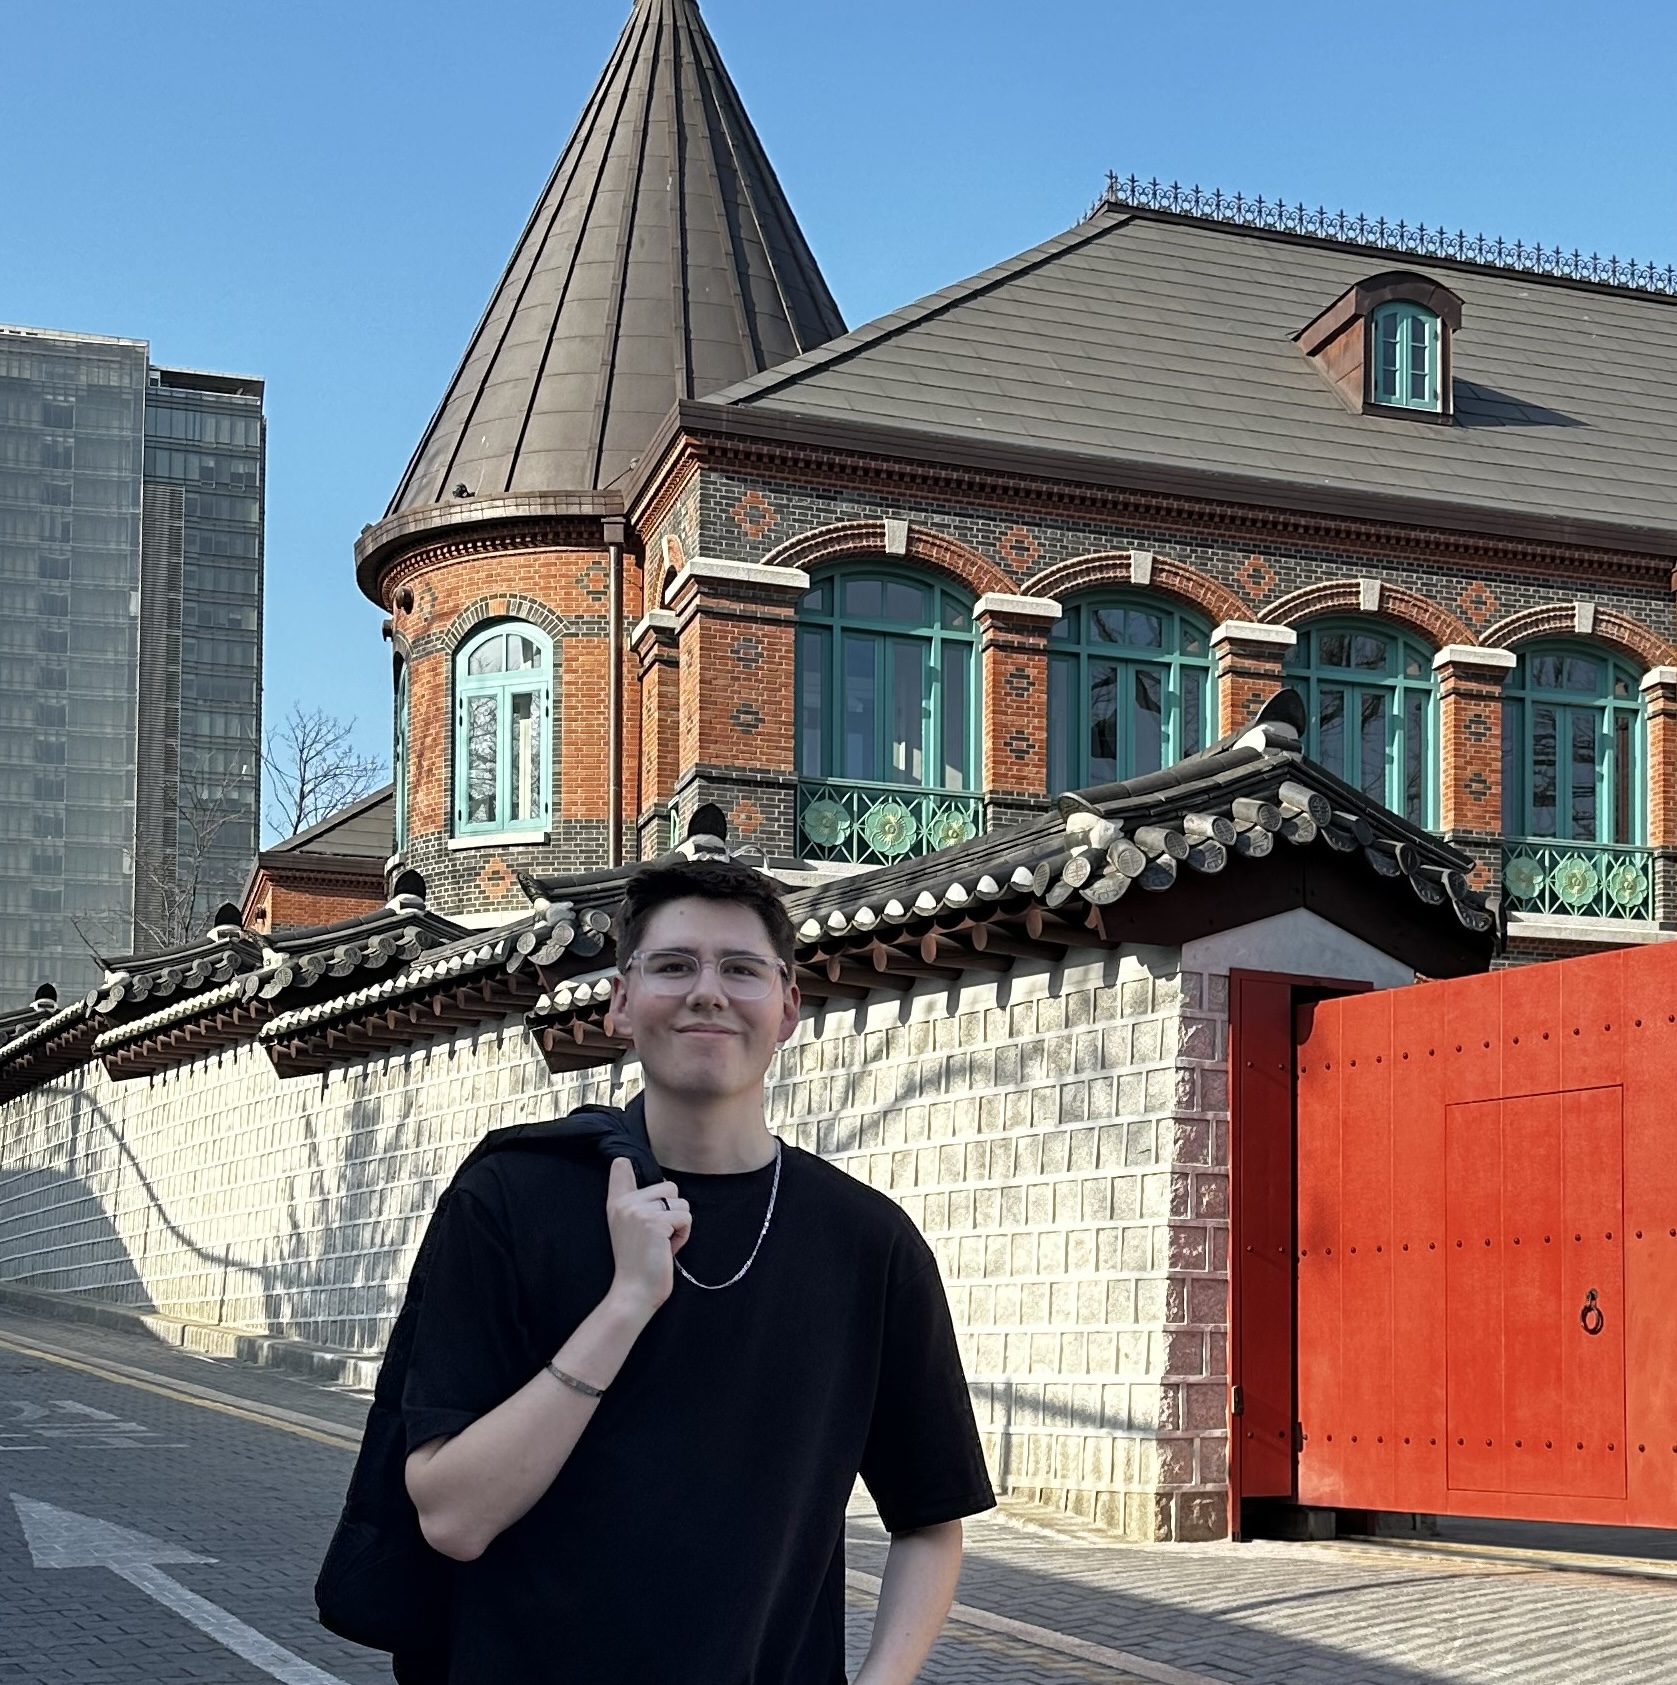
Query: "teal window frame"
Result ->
[[393, 659, 409, 853], [795, 564, 977, 792], [1369, 302, 1441, 411], [1045, 594, 1212, 791], [1501, 643, 1644, 845], [1283, 621, 1436, 825], [452, 621, 553, 837]]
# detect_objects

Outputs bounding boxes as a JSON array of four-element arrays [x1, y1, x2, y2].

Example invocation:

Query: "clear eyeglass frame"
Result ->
[[625, 949, 790, 1000]]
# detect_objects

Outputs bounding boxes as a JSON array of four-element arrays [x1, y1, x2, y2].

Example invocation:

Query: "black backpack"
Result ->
[[314, 1098, 664, 1683]]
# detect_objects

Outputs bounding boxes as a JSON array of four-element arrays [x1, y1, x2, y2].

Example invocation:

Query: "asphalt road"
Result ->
[[0, 1313, 381, 1684], [0, 1310, 1148, 1684]]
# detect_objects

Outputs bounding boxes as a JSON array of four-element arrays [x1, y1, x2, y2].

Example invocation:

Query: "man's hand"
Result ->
[[605, 1156, 692, 1311]]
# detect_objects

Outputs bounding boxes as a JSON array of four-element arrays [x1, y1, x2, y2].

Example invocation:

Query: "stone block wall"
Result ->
[[0, 1027, 616, 1350], [0, 939, 1243, 1540], [774, 948, 1233, 1541]]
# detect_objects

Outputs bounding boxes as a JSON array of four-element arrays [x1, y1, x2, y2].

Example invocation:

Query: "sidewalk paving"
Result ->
[[847, 1494, 1677, 1685]]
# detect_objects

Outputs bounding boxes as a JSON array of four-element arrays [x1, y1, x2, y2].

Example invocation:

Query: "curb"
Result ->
[[0, 1280, 383, 1392]]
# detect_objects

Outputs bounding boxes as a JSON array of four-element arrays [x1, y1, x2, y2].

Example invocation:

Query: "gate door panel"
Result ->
[[1232, 976, 1298, 1498], [1445, 1091, 1626, 1501], [1296, 942, 1670, 1528]]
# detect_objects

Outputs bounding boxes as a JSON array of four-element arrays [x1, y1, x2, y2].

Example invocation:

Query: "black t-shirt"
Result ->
[[402, 1139, 994, 1684]]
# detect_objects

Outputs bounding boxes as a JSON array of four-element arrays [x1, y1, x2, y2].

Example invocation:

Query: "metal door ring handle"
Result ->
[[1580, 1288, 1605, 1337]]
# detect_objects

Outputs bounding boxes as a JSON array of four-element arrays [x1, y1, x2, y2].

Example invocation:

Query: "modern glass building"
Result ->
[[138, 366, 265, 948], [0, 325, 263, 1003]]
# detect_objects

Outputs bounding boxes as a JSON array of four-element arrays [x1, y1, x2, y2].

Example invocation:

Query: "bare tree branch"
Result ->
[[71, 737, 261, 963], [264, 704, 386, 842]]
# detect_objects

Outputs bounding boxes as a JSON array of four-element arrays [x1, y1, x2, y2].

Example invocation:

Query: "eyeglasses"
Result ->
[[624, 949, 790, 1000]]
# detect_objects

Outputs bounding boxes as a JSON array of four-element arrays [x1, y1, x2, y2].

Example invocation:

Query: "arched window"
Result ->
[[393, 659, 409, 853], [1046, 596, 1211, 791], [1501, 645, 1642, 845], [453, 622, 552, 838], [1370, 302, 1440, 411], [795, 566, 978, 861], [1283, 622, 1435, 824]]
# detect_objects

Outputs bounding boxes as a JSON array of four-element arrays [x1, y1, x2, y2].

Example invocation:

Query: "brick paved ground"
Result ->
[[3, 1304, 1675, 1684], [844, 1502, 1677, 1684]]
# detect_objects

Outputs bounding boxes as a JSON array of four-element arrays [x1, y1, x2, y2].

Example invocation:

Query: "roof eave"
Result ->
[[354, 492, 626, 604], [642, 399, 1677, 565]]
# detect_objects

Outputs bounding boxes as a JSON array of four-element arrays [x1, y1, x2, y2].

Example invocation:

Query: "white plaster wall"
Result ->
[[1183, 907, 1416, 990]]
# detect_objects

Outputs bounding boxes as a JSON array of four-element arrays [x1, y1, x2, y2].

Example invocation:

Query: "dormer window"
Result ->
[[1297, 270, 1462, 422], [1370, 301, 1439, 410]]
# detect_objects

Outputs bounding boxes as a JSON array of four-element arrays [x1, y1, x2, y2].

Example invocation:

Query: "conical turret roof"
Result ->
[[388, 0, 844, 514]]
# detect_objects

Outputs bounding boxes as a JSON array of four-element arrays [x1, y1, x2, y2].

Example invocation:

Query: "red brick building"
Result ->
[[357, 0, 1677, 960]]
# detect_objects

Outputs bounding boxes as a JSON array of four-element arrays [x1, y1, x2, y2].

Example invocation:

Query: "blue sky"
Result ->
[[5, 1, 1674, 791]]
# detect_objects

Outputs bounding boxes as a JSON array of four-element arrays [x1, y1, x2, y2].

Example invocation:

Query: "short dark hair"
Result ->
[[616, 858, 797, 969]]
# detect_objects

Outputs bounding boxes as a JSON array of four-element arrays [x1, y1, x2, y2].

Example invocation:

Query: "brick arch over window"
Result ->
[[1481, 605, 1676, 671], [758, 520, 1016, 601], [1262, 580, 1474, 651], [441, 594, 570, 655], [1029, 551, 1246, 627]]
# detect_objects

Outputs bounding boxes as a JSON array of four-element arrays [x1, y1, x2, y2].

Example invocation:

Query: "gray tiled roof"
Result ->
[[716, 208, 1677, 546], [386, 0, 843, 514], [265, 785, 394, 862]]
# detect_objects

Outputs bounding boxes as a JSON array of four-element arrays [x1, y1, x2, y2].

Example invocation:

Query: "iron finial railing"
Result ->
[[1089, 171, 1677, 298]]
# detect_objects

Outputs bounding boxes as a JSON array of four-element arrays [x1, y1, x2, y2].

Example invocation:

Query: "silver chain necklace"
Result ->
[[674, 1138, 783, 1291]]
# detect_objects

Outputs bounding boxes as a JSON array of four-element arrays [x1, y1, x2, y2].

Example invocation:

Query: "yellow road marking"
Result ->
[[0, 1332, 362, 1452]]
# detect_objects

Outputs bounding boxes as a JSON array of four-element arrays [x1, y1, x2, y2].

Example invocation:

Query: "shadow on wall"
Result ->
[[0, 1057, 624, 1358], [0, 1165, 157, 1312], [978, 1377, 1226, 1540], [0, 1078, 432, 1355], [259, 1089, 445, 1354]]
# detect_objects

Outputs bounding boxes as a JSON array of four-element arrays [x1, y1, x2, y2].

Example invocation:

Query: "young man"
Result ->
[[403, 858, 994, 1682]]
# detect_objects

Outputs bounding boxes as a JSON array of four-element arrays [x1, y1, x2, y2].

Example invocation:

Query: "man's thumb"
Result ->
[[607, 1153, 635, 1193]]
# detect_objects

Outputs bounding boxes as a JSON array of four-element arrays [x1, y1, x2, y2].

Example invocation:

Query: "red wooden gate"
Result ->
[[1294, 945, 1677, 1526]]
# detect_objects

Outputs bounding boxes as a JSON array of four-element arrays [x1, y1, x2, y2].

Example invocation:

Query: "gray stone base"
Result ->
[[0, 1279, 382, 1390]]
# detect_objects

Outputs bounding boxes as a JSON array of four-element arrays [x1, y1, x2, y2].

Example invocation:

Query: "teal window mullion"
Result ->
[[1286, 623, 1437, 827], [453, 622, 552, 837], [1370, 303, 1441, 413], [1046, 594, 1211, 790], [496, 676, 512, 829], [1503, 645, 1645, 845], [797, 563, 976, 793]]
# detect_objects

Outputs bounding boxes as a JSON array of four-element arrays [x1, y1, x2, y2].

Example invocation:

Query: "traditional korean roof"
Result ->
[[518, 699, 1496, 1055], [385, 0, 843, 515], [0, 897, 468, 1094], [705, 178, 1677, 555], [781, 717, 1494, 983], [259, 899, 616, 1075], [0, 703, 1493, 1095]]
